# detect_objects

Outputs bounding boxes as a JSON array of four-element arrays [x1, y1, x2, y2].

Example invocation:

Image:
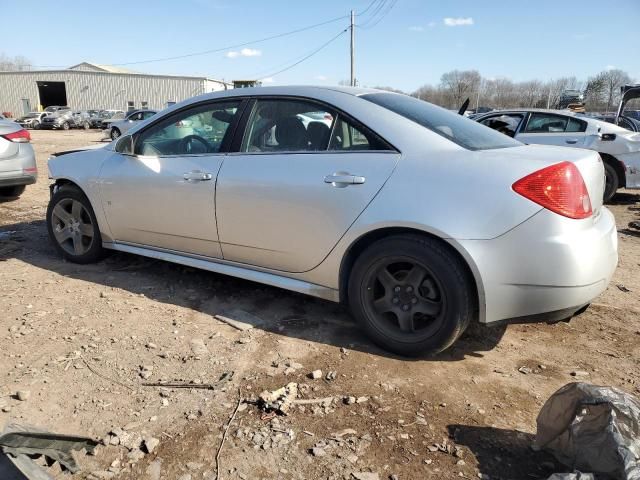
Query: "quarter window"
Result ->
[[134, 100, 241, 156], [480, 114, 525, 138], [328, 115, 385, 151]]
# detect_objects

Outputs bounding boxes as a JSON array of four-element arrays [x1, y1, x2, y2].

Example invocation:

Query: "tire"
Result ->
[[33, 121, 40, 130], [62, 121, 70, 131], [348, 234, 475, 356], [83, 121, 90, 130], [603, 162, 618, 203], [110, 128, 121, 140], [46, 185, 106, 264], [0, 185, 26, 198]]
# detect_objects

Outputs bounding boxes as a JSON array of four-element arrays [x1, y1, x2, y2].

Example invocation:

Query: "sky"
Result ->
[[2, 0, 639, 91]]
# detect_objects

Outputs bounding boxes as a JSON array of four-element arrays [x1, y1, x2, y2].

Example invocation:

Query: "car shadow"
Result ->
[[609, 191, 640, 206], [0, 219, 507, 362], [447, 424, 567, 479]]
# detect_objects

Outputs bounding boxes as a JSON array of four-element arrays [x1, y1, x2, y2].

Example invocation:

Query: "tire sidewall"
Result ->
[[46, 186, 104, 264], [348, 235, 473, 356], [603, 162, 618, 203]]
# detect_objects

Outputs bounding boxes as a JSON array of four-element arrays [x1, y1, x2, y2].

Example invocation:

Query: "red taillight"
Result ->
[[513, 161, 592, 219], [2, 129, 31, 143]]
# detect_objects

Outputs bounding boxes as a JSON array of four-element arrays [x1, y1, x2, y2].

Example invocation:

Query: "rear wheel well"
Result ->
[[339, 227, 479, 316], [600, 153, 626, 188]]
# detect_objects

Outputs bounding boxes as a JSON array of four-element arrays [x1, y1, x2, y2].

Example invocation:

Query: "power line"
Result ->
[[359, 0, 397, 29], [358, 0, 387, 28], [255, 28, 349, 81], [26, 14, 349, 69], [356, 0, 381, 17]]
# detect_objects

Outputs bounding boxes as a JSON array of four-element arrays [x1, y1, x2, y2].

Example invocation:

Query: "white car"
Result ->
[[476, 109, 640, 201], [104, 109, 158, 140]]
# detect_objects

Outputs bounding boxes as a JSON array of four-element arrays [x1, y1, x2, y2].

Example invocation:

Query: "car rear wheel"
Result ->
[[62, 121, 70, 131], [46, 185, 105, 264], [83, 121, 90, 130], [110, 128, 121, 140], [348, 234, 474, 356], [0, 185, 26, 198], [603, 162, 618, 203], [33, 121, 40, 130]]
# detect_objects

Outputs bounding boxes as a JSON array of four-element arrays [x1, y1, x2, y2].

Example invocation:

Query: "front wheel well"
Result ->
[[339, 227, 480, 317], [600, 153, 626, 189]]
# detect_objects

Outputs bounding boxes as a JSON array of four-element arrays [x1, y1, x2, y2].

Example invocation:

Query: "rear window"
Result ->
[[361, 92, 521, 151]]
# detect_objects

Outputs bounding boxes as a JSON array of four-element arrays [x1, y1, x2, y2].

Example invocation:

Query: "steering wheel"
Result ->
[[178, 135, 211, 154]]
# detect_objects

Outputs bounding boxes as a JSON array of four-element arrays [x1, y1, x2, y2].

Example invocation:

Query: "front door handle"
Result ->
[[565, 139, 578, 144], [183, 171, 212, 182], [324, 173, 366, 187]]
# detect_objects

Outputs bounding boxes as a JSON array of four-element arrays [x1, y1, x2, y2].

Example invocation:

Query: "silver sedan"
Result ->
[[0, 120, 37, 198], [46, 87, 618, 355]]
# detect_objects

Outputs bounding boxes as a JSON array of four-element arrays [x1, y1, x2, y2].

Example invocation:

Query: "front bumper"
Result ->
[[459, 207, 618, 324]]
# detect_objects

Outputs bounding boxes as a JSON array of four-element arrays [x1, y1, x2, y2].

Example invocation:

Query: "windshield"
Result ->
[[361, 93, 521, 151]]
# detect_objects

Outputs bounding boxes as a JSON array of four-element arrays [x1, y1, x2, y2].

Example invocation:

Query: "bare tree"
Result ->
[[0, 53, 31, 71], [600, 69, 632, 112], [440, 70, 481, 109]]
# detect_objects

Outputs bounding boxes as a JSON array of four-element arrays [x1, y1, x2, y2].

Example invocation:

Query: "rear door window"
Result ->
[[524, 113, 586, 133]]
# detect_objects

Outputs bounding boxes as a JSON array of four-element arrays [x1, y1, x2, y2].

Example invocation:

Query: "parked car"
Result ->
[[46, 87, 618, 356], [71, 111, 94, 130], [92, 110, 125, 129], [104, 109, 158, 140], [0, 120, 37, 198], [44, 106, 70, 114], [475, 108, 640, 201], [16, 112, 48, 130], [40, 110, 78, 130]]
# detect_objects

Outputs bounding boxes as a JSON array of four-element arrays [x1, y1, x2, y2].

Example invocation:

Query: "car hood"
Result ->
[[52, 144, 109, 157]]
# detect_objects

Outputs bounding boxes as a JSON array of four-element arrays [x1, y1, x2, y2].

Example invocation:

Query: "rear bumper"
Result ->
[[0, 175, 36, 187], [460, 207, 618, 324]]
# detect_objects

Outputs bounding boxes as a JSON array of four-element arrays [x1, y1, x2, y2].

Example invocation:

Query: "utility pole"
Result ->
[[350, 10, 355, 87]]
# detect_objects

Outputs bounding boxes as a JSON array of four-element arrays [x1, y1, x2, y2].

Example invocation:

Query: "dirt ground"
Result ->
[[1, 130, 639, 480]]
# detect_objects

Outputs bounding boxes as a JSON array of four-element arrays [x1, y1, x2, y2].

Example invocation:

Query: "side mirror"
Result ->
[[115, 135, 134, 155]]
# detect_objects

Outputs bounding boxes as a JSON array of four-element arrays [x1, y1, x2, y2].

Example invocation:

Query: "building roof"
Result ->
[[68, 62, 140, 74]]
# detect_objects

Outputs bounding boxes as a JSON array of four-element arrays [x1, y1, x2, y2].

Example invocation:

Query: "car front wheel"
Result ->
[[348, 235, 475, 356], [46, 185, 105, 264], [110, 128, 121, 140], [62, 122, 70, 130]]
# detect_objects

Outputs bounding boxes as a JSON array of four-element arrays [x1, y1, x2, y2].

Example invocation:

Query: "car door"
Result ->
[[99, 99, 246, 258], [216, 97, 399, 273], [515, 112, 588, 147]]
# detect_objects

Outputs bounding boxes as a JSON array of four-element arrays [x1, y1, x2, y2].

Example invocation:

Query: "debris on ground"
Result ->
[[533, 382, 640, 480], [0, 422, 98, 476], [142, 371, 234, 390], [258, 383, 299, 415], [617, 284, 632, 293], [215, 310, 264, 331]]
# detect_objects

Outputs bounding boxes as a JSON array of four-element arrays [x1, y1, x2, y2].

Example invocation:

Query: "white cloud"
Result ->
[[572, 33, 590, 40], [605, 65, 616, 71], [427, 21, 436, 27], [315, 75, 328, 81], [261, 77, 275, 84], [226, 48, 262, 58], [408, 26, 424, 32], [443, 17, 474, 27]]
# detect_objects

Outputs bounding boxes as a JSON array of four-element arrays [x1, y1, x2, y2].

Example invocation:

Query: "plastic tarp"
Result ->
[[533, 382, 640, 480]]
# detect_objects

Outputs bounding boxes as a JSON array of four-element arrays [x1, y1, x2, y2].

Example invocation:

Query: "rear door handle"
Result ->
[[565, 139, 578, 144], [183, 171, 212, 182], [324, 173, 366, 187]]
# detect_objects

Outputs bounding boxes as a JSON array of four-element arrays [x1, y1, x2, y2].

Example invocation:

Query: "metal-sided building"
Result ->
[[0, 62, 231, 117]]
